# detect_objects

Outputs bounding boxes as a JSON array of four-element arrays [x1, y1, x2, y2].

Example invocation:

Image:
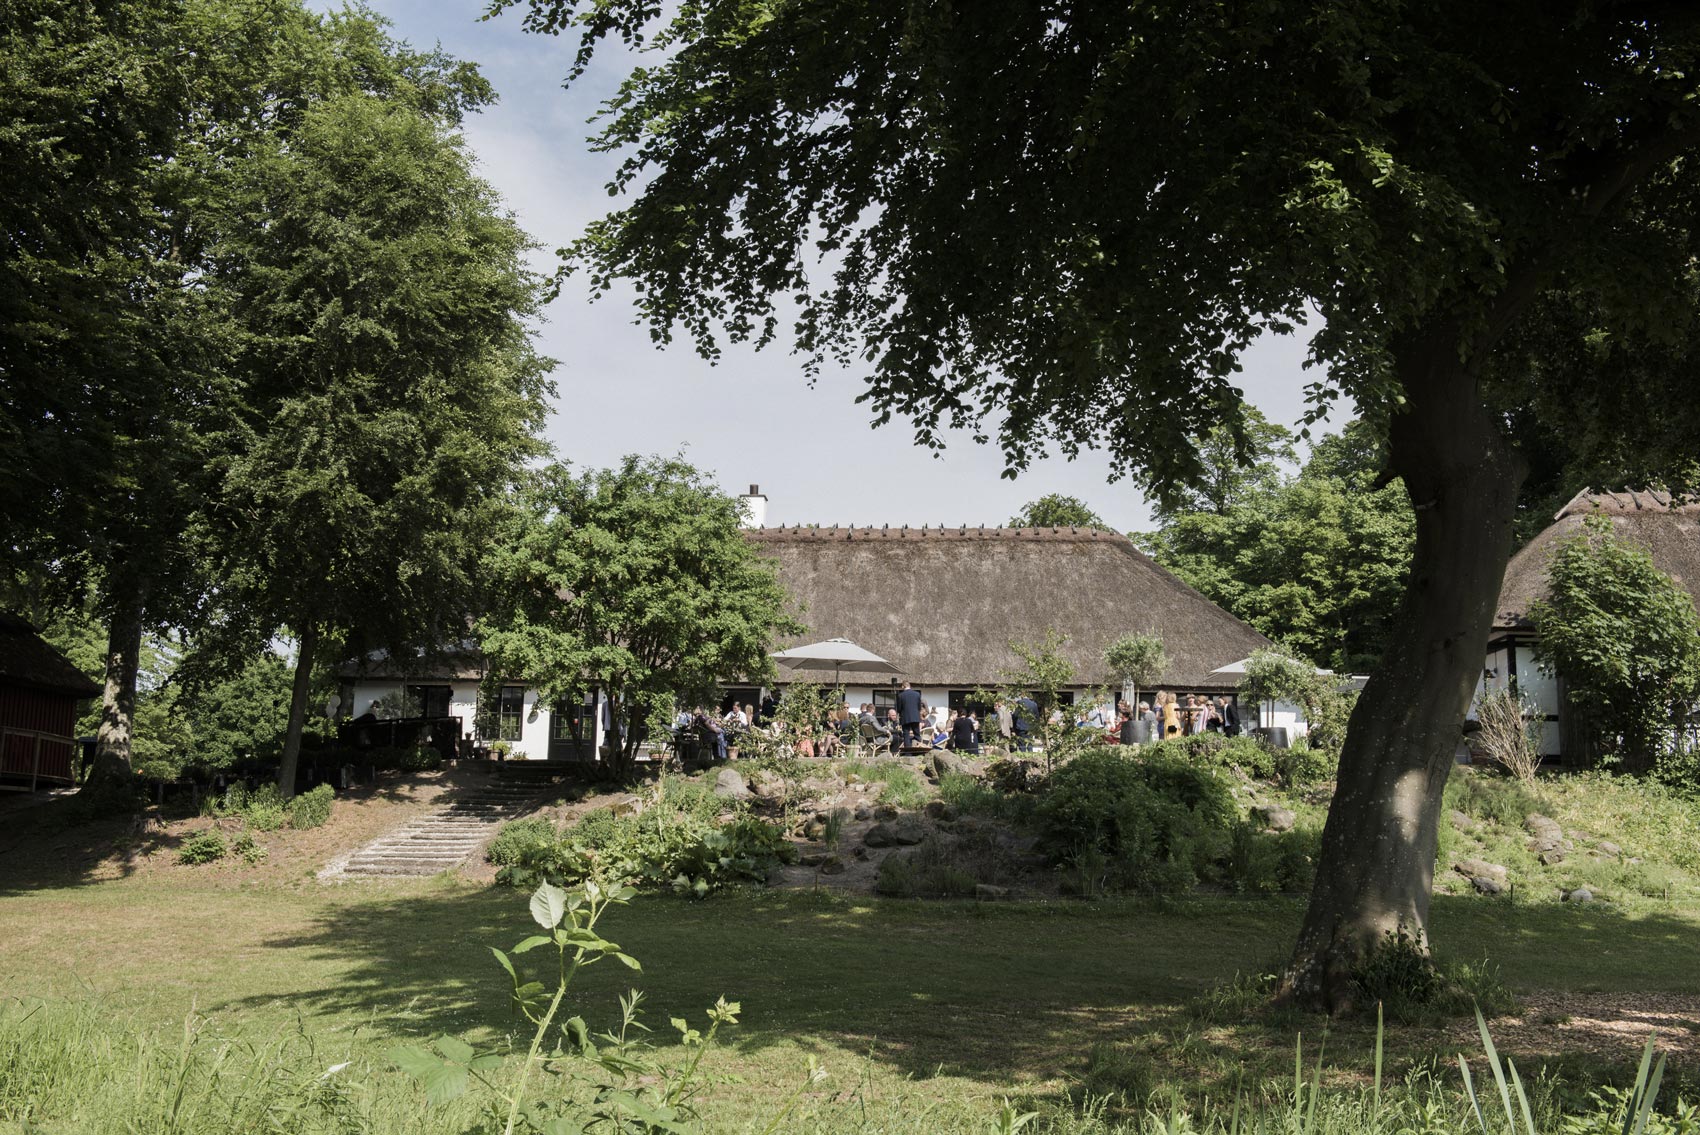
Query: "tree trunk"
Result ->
[[89, 588, 147, 784], [1282, 337, 1526, 1013], [276, 622, 319, 799]]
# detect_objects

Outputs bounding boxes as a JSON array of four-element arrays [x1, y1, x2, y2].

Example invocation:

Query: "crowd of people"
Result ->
[[676, 682, 1244, 762]]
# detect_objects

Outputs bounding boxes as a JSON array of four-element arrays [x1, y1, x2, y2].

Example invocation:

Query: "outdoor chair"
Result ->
[[857, 719, 891, 758]]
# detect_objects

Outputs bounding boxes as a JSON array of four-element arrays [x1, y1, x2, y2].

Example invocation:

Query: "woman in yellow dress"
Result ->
[[1157, 691, 1181, 739]]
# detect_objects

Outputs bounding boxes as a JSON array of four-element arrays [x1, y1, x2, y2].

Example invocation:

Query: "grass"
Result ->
[[4, 871, 1700, 1131]]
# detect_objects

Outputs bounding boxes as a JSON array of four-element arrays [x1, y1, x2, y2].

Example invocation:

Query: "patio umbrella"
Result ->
[[770, 637, 901, 686]]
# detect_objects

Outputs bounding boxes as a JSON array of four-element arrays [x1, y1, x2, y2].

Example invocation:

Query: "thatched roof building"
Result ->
[[748, 525, 1272, 693], [1496, 490, 1700, 629]]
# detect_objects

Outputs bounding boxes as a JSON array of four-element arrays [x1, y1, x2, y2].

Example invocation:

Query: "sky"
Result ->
[[326, 1, 1325, 532]]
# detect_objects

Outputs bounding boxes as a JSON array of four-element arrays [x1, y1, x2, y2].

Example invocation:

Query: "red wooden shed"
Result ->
[[0, 612, 101, 790]]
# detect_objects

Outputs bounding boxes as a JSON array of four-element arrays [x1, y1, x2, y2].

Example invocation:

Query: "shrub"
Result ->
[[1351, 926, 1519, 1025], [1473, 686, 1545, 782], [487, 817, 558, 867], [177, 830, 227, 865], [875, 764, 929, 808], [1444, 767, 1547, 828], [874, 836, 981, 898], [1146, 733, 1280, 781], [1222, 821, 1319, 894], [287, 784, 334, 830], [1036, 750, 1236, 893], [209, 783, 289, 831], [937, 771, 1037, 826], [231, 829, 266, 865], [364, 745, 442, 772], [494, 787, 793, 896]]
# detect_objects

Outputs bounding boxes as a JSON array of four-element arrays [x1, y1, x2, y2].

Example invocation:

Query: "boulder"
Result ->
[[1453, 858, 1508, 884], [1250, 805, 1297, 833], [922, 800, 957, 822], [1539, 849, 1567, 867], [1596, 839, 1623, 858], [1471, 876, 1505, 895], [798, 850, 834, 867], [872, 803, 900, 821], [713, 768, 750, 799], [974, 883, 1011, 900], [864, 817, 928, 848], [851, 845, 869, 860], [818, 856, 847, 876], [1563, 886, 1595, 903], [853, 805, 872, 821], [931, 752, 979, 780], [1525, 813, 1565, 854], [1449, 810, 1481, 833]]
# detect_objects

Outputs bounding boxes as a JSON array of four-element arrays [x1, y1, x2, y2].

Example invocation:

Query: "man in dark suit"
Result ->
[[895, 681, 924, 748]]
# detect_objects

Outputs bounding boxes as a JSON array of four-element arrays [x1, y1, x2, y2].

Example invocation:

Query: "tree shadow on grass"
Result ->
[[208, 885, 1700, 1105]]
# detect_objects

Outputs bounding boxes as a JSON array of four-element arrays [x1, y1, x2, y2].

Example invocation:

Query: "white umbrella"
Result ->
[[770, 637, 901, 686]]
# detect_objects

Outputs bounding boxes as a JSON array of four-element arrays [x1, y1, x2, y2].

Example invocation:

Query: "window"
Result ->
[[409, 685, 452, 719], [871, 689, 897, 713], [552, 691, 594, 742], [498, 687, 525, 742]]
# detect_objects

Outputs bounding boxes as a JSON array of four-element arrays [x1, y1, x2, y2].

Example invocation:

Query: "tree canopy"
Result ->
[[1007, 494, 1105, 530], [1142, 421, 1415, 674], [477, 457, 801, 777], [496, 0, 1700, 1006]]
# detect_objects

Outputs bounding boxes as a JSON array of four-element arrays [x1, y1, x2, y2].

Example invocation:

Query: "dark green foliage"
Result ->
[[287, 785, 334, 830], [176, 830, 228, 865], [1037, 750, 1237, 893], [1222, 822, 1319, 895], [873, 833, 1007, 898], [476, 457, 801, 779], [1351, 927, 1519, 1025], [363, 746, 442, 772], [1531, 515, 1700, 776], [1142, 421, 1415, 674], [1007, 494, 1105, 529]]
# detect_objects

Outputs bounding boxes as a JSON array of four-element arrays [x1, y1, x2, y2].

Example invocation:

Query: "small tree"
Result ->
[[1104, 633, 1168, 710], [1530, 514, 1700, 775], [478, 457, 803, 780], [1239, 648, 1355, 757], [1007, 495, 1105, 530], [984, 629, 1103, 772], [772, 681, 842, 756]]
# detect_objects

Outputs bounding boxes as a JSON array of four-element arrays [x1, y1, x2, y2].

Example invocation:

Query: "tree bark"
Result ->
[[276, 622, 319, 799], [89, 588, 147, 785], [1282, 335, 1526, 1013]]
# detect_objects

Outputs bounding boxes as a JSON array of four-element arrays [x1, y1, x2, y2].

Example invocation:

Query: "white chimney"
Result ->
[[738, 483, 768, 527]]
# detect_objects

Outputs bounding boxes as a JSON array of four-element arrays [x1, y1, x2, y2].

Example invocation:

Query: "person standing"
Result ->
[[1013, 696, 1038, 752], [1218, 696, 1241, 737], [951, 708, 979, 754], [995, 700, 1014, 746], [895, 681, 924, 748]]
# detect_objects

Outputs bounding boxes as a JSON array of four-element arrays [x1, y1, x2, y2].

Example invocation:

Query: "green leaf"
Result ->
[[531, 882, 569, 929], [435, 1035, 475, 1065], [489, 946, 516, 981], [388, 1045, 444, 1080], [511, 935, 552, 954], [612, 951, 642, 971]]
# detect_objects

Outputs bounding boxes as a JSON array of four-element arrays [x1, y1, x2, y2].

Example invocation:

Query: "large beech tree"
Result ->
[[499, 0, 1700, 1007]]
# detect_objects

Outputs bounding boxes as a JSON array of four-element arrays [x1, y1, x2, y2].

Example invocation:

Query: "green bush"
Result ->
[[1352, 926, 1519, 1025], [1036, 749, 1236, 893], [875, 764, 929, 808], [1445, 767, 1547, 828], [487, 817, 559, 867], [177, 830, 227, 865], [231, 829, 266, 865], [363, 745, 442, 772], [937, 772, 1037, 826], [874, 835, 981, 898], [1222, 821, 1319, 894], [494, 790, 793, 896], [287, 784, 334, 830]]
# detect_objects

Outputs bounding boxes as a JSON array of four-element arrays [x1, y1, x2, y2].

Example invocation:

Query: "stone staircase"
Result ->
[[329, 779, 544, 879]]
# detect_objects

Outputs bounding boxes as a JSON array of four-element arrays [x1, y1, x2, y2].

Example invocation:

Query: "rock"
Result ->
[[1596, 840, 1622, 858], [851, 845, 868, 860], [1302, 784, 1335, 806], [1472, 876, 1505, 895], [713, 768, 750, 799], [747, 772, 778, 798], [818, 856, 846, 876], [798, 850, 833, 867], [764, 866, 788, 886], [1453, 858, 1508, 884], [1250, 805, 1296, 833], [853, 805, 872, 821], [974, 884, 1010, 900], [872, 803, 900, 821], [931, 752, 978, 780], [1525, 813, 1565, 854], [802, 820, 827, 841], [922, 800, 957, 821], [1563, 886, 1595, 903], [1449, 810, 1481, 833], [864, 817, 927, 848], [1539, 849, 1567, 867]]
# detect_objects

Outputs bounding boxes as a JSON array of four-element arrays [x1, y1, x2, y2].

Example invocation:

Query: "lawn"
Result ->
[[4, 872, 1700, 1132]]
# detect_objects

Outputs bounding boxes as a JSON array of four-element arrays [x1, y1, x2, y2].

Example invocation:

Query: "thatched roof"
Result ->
[[748, 525, 1272, 691], [1496, 490, 1700, 629], [0, 612, 101, 698]]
